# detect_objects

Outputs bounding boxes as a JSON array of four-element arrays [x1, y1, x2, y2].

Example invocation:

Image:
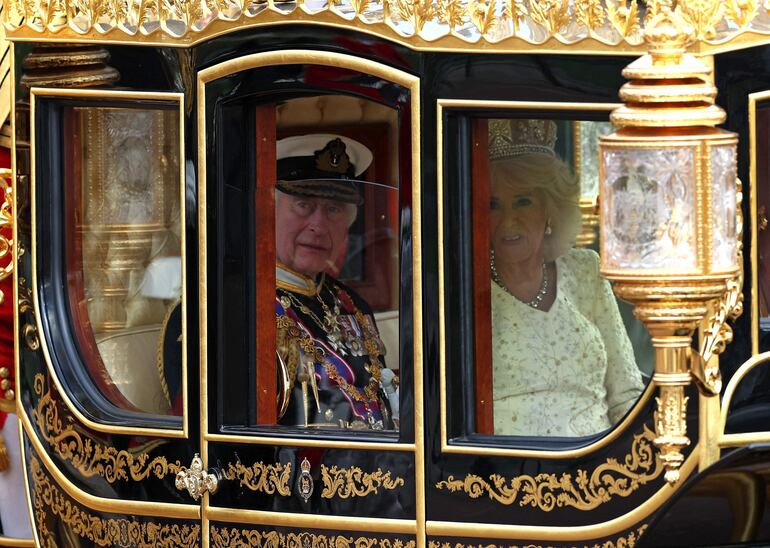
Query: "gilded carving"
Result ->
[[575, 0, 607, 32], [425, 525, 648, 548], [18, 275, 40, 352], [0, 170, 14, 302], [435, 426, 662, 511], [435, 0, 464, 29], [675, 0, 723, 39], [391, 0, 435, 32], [5, 0, 762, 49], [606, 0, 641, 40], [320, 463, 405, 498], [468, 0, 497, 36], [528, 0, 569, 34], [223, 459, 292, 496], [654, 387, 689, 484], [724, 0, 758, 27], [500, 0, 527, 32], [29, 455, 200, 548], [30, 374, 182, 482], [210, 527, 415, 548]]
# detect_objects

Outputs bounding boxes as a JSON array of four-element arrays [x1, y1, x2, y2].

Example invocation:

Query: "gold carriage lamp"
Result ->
[[599, 6, 740, 484]]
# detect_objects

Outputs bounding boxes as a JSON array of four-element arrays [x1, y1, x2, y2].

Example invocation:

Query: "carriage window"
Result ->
[[273, 102, 401, 430], [63, 104, 183, 417], [446, 115, 651, 441], [216, 92, 403, 433]]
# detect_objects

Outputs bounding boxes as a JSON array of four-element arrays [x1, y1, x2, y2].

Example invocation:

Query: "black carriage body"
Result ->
[[8, 18, 770, 548]]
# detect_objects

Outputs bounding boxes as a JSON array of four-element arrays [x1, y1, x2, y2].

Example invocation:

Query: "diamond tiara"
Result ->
[[488, 119, 558, 162]]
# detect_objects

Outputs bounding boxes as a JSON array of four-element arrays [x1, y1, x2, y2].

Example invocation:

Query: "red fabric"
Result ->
[[0, 145, 12, 428]]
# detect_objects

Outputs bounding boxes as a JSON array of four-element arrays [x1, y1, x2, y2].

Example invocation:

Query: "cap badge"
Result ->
[[314, 138, 351, 175]]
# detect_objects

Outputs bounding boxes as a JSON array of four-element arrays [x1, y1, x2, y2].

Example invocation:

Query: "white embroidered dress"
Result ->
[[491, 248, 644, 437]]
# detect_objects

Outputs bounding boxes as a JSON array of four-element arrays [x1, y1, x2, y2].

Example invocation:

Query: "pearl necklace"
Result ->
[[490, 249, 549, 309]]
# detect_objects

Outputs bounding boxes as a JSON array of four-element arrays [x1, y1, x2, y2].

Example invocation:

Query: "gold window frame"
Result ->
[[436, 99, 656, 459], [196, 50, 424, 539], [29, 87, 188, 438]]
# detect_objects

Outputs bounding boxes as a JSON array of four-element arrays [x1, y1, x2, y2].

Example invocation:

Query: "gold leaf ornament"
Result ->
[[223, 459, 293, 495], [574, 0, 606, 32], [435, 0, 464, 29], [675, 0, 723, 40], [435, 426, 662, 511], [320, 464, 405, 498], [606, 0, 640, 39], [392, 0, 436, 32], [30, 374, 182, 482], [527, 0, 570, 34], [30, 455, 200, 547], [724, 0, 757, 28], [468, 0, 496, 35], [501, 0, 527, 32]]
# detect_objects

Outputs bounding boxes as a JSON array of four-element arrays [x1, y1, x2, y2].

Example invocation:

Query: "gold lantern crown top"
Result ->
[[611, 6, 726, 129]]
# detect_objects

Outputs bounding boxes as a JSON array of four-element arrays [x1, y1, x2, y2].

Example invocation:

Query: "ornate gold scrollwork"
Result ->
[[693, 180, 744, 396], [210, 527, 415, 548], [435, 426, 662, 511], [29, 455, 200, 547], [30, 374, 182, 482], [223, 460, 292, 496], [426, 525, 648, 548], [0, 169, 13, 304], [175, 453, 219, 501], [320, 464, 405, 499], [18, 275, 40, 352]]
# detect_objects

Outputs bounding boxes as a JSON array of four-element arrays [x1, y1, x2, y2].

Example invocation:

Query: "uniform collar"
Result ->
[[276, 262, 323, 296]]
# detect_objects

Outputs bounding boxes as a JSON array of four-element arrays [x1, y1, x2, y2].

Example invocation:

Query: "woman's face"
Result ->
[[489, 177, 548, 268]]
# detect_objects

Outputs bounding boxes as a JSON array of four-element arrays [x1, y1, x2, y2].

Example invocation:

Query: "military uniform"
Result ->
[[275, 263, 394, 430]]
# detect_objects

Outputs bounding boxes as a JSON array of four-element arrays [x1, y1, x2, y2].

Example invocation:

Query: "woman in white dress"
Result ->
[[488, 119, 644, 437]]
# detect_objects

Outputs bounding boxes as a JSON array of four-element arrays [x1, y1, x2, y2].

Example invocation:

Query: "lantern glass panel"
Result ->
[[578, 121, 613, 200], [711, 144, 738, 270], [602, 146, 697, 270]]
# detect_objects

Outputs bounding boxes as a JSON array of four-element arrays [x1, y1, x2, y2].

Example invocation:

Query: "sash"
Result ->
[[276, 298, 384, 424]]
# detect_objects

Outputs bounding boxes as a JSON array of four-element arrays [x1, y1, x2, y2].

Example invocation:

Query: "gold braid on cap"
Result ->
[[488, 119, 558, 161]]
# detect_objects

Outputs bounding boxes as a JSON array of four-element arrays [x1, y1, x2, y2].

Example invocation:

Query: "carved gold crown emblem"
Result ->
[[488, 119, 557, 162], [300, 457, 311, 473]]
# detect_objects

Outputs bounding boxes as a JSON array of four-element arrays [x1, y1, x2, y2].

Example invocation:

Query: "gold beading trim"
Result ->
[[435, 426, 662, 511], [320, 464, 405, 498], [30, 373, 182, 482], [5, 0, 770, 53], [29, 454, 200, 547], [210, 526, 415, 548], [223, 460, 293, 495]]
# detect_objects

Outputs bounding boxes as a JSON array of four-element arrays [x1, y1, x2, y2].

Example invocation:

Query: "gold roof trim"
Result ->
[[4, 0, 770, 52]]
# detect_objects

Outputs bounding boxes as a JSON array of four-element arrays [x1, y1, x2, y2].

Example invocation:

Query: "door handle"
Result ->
[[175, 453, 220, 501]]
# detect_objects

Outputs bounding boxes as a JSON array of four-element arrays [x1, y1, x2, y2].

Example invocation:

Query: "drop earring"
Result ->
[[545, 219, 552, 235]]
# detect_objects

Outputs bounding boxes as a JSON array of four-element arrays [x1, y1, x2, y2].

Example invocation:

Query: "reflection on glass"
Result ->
[[67, 106, 182, 416], [487, 118, 644, 437], [274, 131, 399, 431]]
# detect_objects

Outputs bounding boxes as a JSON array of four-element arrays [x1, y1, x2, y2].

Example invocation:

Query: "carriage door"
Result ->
[[198, 51, 423, 545]]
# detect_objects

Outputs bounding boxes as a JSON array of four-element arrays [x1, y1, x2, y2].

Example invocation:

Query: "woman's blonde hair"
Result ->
[[489, 153, 582, 262]]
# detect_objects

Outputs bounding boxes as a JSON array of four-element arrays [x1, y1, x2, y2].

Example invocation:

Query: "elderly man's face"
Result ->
[[275, 192, 353, 277]]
